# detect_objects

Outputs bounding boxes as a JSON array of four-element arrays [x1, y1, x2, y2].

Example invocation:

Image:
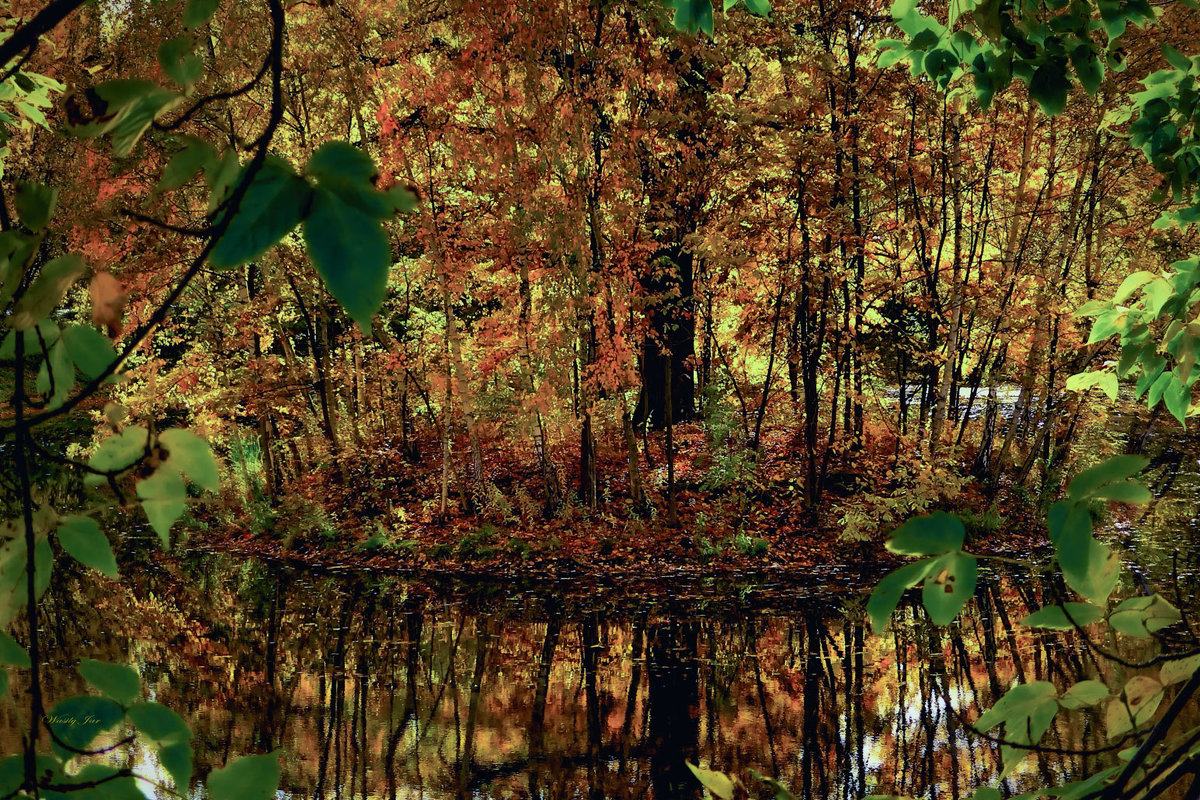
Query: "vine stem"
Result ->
[[1, 1, 288, 795], [1099, 668, 1200, 799], [13, 330, 43, 799], [0, 0, 289, 440], [0, 0, 89, 73]]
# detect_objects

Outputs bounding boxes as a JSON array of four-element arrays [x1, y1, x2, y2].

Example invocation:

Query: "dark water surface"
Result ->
[[6, 405, 1200, 798], [8, 545, 1197, 800]]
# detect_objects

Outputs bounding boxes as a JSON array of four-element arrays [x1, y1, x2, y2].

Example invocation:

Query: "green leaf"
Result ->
[[1088, 309, 1122, 344], [210, 157, 311, 269], [669, 0, 716, 36], [68, 764, 144, 800], [1019, 602, 1104, 630], [385, 184, 419, 212], [62, 324, 119, 379], [743, 0, 770, 15], [876, 40, 911, 69], [947, 0, 975, 25], [207, 753, 280, 800], [1163, 44, 1191, 71], [1051, 766, 1125, 800], [158, 740, 194, 792], [975, 681, 1058, 730], [46, 695, 124, 760], [1068, 455, 1150, 501], [1029, 63, 1069, 116], [14, 181, 57, 231], [1160, 654, 1200, 685], [57, 515, 119, 579], [302, 186, 392, 331], [126, 701, 195, 789], [206, 149, 241, 213], [1166, 375, 1192, 424], [89, 426, 150, 474], [0, 232, 40, 311], [1066, 370, 1103, 393], [1144, 278, 1173, 316], [921, 551, 977, 625], [136, 467, 188, 547], [1108, 594, 1181, 638], [686, 763, 734, 800], [1057, 516, 1120, 606], [1149, 371, 1173, 408], [975, 682, 1058, 777], [1114, 272, 1157, 304], [78, 659, 140, 705], [10, 255, 86, 330], [1107, 675, 1163, 738], [90, 82, 182, 157], [886, 511, 964, 556], [1065, 370, 1119, 399], [1070, 44, 1104, 95], [35, 535, 51, 601], [0, 534, 52, 622], [0, 755, 20, 797], [159, 137, 217, 192], [1059, 680, 1109, 709], [1098, 372, 1119, 399], [158, 428, 220, 492], [15, 100, 48, 128], [0, 631, 29, 668], [923, 49, 960, 87], [867, 557, 938, 633], [1092, 480, 1152, 504], [157, 37, 203, 92], [0, 537, 29, 629], [307, 141, 377, 189], [307, 142, 401, 219], [184, 0, 221, 28], [37, 339, 75, 410], [126, 701, 192, 745]]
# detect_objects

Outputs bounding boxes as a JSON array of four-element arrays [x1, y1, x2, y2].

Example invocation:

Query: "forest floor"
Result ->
[[191, 422, 1055, 590]]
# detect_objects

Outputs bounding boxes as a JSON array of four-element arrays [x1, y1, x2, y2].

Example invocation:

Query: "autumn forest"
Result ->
[[5, 0, 1200, 797], [15, 0, 1181, 554]]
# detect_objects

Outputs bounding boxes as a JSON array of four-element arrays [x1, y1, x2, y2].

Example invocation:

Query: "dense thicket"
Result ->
[[10, 0, 1195, 532]]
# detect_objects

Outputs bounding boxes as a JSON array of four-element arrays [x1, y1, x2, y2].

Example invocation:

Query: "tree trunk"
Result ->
[[929, 122, 965, 455], [635, 245, 696, 429]]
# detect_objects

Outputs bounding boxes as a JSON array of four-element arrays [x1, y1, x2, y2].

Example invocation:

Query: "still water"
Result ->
[[9, 541, 1195, 800]]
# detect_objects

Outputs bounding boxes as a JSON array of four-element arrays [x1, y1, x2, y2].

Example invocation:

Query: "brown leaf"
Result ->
[[89, 271, 127, 337]]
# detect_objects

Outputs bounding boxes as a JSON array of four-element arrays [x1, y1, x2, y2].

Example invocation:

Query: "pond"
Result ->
[[6, 407, 1200, 799], [8, 543, 1197, 800]]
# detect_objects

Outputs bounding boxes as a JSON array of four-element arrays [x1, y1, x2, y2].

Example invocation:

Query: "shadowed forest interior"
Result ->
[[7, 0, 1200, 798]]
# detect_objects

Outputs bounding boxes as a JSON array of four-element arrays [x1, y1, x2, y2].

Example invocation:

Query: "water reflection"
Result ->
[[1, 554, 1149, 799]]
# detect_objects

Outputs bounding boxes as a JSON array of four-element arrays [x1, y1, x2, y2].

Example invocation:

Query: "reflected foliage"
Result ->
[[6, 555, 1174, 799]]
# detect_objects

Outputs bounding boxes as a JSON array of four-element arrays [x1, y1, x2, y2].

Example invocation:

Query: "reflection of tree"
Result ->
[[528, 609, 562, 798], [648, 621, 701, 800], [801, 614, 825, 800], [39, 563, 1143, 799], [315, 584, 356, 800], [457, 617, 499, 797], [384, 598, 423, 800]]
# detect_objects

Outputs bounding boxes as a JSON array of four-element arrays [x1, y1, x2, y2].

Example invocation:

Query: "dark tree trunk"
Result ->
[[648, 622, 701, 800], [635, 245, 695, 429]]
